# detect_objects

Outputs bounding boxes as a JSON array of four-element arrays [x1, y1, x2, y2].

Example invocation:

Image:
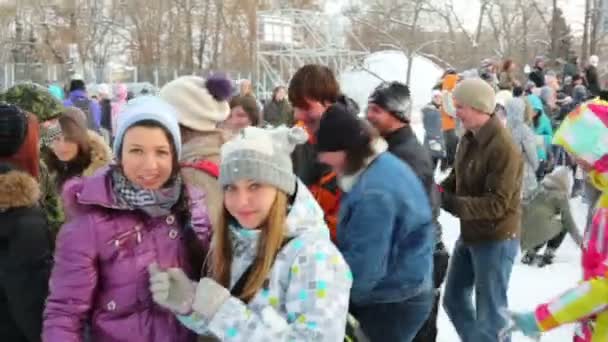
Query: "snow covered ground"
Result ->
[[412, 121, 587, 341], [436, 200, 586, 342]]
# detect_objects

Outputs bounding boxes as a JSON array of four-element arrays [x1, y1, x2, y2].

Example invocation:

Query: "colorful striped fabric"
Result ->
[[530, 97, 608, 341], [552, 99, 608, 169]]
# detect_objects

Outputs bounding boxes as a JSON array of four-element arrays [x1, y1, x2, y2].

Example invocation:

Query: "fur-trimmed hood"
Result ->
[[83, 130, 112, 177], [0, 167, 40, 210]]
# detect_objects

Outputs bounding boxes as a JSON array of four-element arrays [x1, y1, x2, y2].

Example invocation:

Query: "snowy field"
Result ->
[[436, 200, 585, 342]]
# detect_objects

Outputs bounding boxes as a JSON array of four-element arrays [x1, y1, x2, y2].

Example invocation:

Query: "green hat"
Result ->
[[0, 83, 64, 122]]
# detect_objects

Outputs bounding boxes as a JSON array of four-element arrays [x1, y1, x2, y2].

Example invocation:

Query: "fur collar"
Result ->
[[0, 170, 40, 210], [338, 138, 388, 192], [83, 130, 112, 177]]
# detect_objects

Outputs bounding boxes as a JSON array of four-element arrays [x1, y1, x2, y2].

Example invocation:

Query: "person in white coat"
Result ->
[[149, 126, 352, 341]]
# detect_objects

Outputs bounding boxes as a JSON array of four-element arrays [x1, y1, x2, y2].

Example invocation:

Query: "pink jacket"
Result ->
[[111, 84, 128, 135], [43, 168, 212, 341]]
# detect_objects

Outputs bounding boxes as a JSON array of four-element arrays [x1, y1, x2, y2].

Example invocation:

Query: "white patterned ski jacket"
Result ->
[[178, 180, 352, 341]]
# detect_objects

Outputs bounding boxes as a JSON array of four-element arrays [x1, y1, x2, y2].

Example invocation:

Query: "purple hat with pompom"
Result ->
[[160, 74, 233, 132]]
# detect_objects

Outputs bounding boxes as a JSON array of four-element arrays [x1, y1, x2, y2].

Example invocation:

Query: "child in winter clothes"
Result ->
[[528, 94, 554, 178], [505, 97, 539, 200], [520, 166, 582, 267], [504, 97, 608, 342], [422, 90, 445, 170], [149, 126, 352, 341], [110, 83, 128, 137]]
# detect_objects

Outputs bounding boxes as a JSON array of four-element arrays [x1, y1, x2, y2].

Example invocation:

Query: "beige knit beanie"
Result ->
[[160, 75, 233, 132], [452, 78, 496, 115]]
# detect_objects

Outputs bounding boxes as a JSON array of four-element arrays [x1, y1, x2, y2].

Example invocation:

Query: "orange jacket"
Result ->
[[441, 74, 459, 131], [294, 121, 341, 242]]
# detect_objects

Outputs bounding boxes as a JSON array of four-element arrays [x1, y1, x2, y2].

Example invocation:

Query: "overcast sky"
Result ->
[[326, 0, 588, 35]]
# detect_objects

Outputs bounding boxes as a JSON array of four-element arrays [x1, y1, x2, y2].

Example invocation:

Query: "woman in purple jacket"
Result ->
[[43, 96, 213, 342]]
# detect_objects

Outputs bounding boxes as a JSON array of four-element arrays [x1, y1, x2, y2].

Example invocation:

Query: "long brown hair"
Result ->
[[115, 119, 207, 279], [210, 191, 288, 302], [44, 115, 92, 187]]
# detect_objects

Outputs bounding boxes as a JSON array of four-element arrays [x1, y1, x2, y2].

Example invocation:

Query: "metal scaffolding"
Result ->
[[255, 8, 367, 98]]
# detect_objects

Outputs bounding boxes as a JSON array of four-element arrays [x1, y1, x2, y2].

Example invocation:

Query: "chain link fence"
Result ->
[[0, 63, 255, 93]]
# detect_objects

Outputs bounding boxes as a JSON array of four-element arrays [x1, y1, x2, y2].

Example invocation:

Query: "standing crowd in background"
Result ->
[[0, 53, 606, 342]]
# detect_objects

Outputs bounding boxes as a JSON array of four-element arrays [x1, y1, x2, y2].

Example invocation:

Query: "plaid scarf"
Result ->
[[111, 168, 182, 218]]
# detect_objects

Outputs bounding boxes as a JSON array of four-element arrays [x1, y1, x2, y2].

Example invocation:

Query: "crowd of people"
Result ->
[[0, 55, 606, 342]]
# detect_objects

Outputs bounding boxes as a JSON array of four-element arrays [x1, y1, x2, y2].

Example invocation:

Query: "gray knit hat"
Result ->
[[219, 126, 308, 195]]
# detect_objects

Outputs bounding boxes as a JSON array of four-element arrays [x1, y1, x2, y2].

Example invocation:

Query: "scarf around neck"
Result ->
[[111, 168, 182, 217]]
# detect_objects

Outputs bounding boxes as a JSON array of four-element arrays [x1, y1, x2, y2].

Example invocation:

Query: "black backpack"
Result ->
[[72, 97, 98, 132]]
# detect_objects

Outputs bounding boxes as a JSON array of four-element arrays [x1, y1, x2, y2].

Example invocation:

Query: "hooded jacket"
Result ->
[[45, 131, 112, 182], [111, 84, 128, 135], [44, 131, 112, 232], [520, 167, 581, 251], [528, 94, 554, 161], [0, 164, 52, 342], [506, 98, 539, 199], [177, 181, 352, 341], [63, 90, 101, 131], [43, 167, 212, 342]]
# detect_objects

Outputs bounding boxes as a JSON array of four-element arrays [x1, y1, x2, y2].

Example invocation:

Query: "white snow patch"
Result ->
[[339, 50, 444, 123]]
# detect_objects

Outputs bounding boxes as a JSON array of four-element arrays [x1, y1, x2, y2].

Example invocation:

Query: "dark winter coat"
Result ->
[[562, 63, 578, 81], [99, 98, 112, 133], [421, 102, 445, 159], [585, 65, 601, 96], [520, 168, 582, 251], [263, 99, 293, 127], [384, 125, 443, 245], [0, 164, 52, 342], [441, 115, 524, 243], [529, 66, 546, 88]]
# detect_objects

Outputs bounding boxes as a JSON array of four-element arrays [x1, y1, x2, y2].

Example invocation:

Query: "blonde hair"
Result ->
[[210, 191, 288, 302]]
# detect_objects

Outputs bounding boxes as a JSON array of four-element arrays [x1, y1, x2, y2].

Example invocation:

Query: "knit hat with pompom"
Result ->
[[160, 74, 233, 132]]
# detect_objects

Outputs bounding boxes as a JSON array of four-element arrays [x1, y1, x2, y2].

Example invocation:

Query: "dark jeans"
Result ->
[[532, 230, 567, 253], [352, 290, 434, 342], [413, 249, 449, 342], [443, 238, 518, 342], [536, 160, 549, 181], [431, 157, 441, 172], [442, 130, 459, 170]]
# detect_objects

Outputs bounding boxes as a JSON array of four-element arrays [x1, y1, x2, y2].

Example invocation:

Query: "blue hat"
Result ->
[[113, 96, 182, 158]]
